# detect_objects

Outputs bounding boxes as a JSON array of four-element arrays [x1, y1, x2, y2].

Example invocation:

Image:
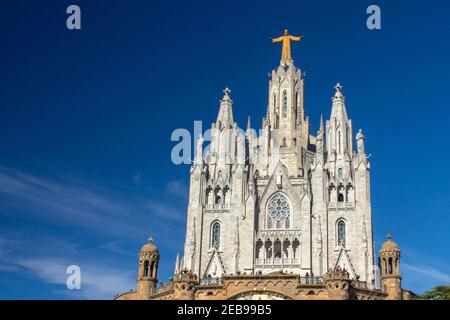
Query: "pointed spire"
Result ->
[[216, 87, 234, 128], [334, 83, 344, 98], [319, 114, 324, 133], [330, 82, 348, 124], [179, 255, 184, 271], [265, 106, 270, 126], [222, 87, 232, 101], [247, 115, 251, 129], [174, 252, 180, 275]]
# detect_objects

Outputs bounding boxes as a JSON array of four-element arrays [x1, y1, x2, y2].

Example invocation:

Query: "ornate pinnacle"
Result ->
[[333, 83, 344, 99], [147, 235, 154, 243]]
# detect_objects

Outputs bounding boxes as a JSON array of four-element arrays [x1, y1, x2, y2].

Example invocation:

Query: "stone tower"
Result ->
[[137, 237, 159, 298], [379, 234, 402, 300]]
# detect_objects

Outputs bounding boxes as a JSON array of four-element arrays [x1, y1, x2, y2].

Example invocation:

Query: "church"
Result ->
[[116, 30, 413, 300]]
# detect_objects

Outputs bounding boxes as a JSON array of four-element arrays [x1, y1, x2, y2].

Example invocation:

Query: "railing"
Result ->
[[204, 204, 231, 210], [328, 202, 355, 207], [200, 276, 222, 286], [198, 274, 324, 286], [299, 276, 324, 285], [255, 258, 300, 265]]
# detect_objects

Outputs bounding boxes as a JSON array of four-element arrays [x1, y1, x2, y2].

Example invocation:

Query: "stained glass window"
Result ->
[[211, 222, 221, 247], [267, 193, 290, 229], [338, 220, 346, 246]]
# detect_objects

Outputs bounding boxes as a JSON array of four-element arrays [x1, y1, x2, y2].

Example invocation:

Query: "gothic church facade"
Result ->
[[116, 31, 412, 300]]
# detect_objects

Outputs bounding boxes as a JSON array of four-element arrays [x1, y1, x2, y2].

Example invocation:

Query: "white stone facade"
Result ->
[[181, 59, 375, 288]]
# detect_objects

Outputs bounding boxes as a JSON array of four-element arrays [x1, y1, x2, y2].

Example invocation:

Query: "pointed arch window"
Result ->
[[338, 131, 341, 154], [337, 220, 346, 246], [211, 222, 221, 248], [346, 126, 349, 150], [282, 90, 288, 118]]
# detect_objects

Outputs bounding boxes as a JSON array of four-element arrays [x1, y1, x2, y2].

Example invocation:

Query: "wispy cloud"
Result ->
[[403, 263, 450, 284], [0, 167, 188, 299], [0, 166, 185, 239], [17, 257, 135, 299], [165, 179, 188, 199]]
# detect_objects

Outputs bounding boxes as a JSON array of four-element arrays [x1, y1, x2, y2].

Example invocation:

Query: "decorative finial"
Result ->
[[319, 114, 324, 131], [335, 83, 343, 92], [147, 235, 154, 243], [387, 233, 392, 241], [223, 87, 231, 96]]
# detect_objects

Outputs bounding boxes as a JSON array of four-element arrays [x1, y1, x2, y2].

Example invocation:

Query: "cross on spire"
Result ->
[[335, 83, 343, 92], [147, 235, 154, 243], [223, 87, 231, 96]]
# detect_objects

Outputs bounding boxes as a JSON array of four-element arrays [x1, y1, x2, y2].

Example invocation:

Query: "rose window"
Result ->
[[267, 193, 290, 229]]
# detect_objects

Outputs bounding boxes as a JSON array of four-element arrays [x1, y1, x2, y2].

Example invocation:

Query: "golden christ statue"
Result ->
[[271, 29, 304, 63]]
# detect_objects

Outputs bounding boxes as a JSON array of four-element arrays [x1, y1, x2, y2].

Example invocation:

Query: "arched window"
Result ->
[[338, 168, 343, 177], [214, 186, 221, 205], [273, 93, 276, 110], [267, 193, 290, 229], [337, 220, 346, 246], [211, 222, 221, 247], [149, 261, 154, 277], [346, 126, 349, 150], [143, 260, 149, 277], [282, 90, 288, 118], [338, 193, 344, 202], [388, 257, 393, 274], [338, 131, 341, 154]]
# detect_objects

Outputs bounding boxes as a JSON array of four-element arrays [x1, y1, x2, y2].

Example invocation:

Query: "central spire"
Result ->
[[271, 29, 304, 63]]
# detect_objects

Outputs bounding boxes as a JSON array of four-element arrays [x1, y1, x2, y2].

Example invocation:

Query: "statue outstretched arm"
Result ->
[[271, 36, 284, 43], [289, 35, 304, 41]]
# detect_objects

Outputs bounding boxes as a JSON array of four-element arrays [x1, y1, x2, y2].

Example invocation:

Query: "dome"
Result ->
[[140, 236, 158, 253], [380, 234, 400, 252]]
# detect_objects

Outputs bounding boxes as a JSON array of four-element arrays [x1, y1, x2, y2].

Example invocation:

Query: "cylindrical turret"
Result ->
[[379, 234, 402, 300], [137, 236, 159, 299]]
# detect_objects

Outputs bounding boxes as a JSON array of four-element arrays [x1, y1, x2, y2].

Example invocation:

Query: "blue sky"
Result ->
[[0, 0, 449, 299]]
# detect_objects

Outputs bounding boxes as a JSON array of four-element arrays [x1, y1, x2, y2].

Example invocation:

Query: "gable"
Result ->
[[334, 246, 357, 280], [204, 249, 226, 277]]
